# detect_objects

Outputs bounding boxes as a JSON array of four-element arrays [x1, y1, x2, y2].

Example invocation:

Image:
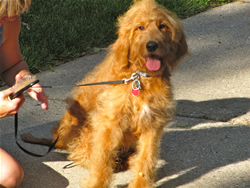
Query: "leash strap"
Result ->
[[41, 80, 125, 88], [77, 80, 124, 86], [63, 162, 77, 169], [14, 113, 59, 157]]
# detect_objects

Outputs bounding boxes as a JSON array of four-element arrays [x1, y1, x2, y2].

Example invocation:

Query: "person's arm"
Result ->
[[0, 16, 30, 85], [0, 16, 48, 110]]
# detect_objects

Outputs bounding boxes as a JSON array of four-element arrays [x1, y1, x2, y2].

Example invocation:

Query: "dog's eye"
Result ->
[[159, 24, 167, 30], [138, 26, 145, 30]]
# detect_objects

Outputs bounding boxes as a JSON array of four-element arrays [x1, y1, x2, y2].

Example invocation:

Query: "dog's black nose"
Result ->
[[146, 41, 158, 52]]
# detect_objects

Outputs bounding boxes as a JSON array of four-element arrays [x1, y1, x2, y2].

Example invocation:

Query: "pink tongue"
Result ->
[[146, 57, 161, 71]]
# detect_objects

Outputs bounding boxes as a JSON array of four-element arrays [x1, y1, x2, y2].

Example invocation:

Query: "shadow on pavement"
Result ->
[[176, 97, 250, 122], [157, 125, 250, 187]]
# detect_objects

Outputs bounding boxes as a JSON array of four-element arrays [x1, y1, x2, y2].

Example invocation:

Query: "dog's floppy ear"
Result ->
[[112, 18, 132, 72], [113, 32, 130, 66], [159, 8, 188, 71], [167, 30, 188, 71]]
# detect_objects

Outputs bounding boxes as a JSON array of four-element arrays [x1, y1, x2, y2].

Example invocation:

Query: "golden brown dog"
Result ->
[[25, 0, 188, 187]]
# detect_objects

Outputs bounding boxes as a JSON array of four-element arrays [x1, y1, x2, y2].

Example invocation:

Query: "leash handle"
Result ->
[[14, 113, 59, 157]]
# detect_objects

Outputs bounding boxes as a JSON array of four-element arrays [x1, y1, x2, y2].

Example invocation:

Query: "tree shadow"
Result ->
[[176, 97, 250, 122], [180, 2, 250, 74], [156, 97, 250, 187], [157, 125, 250, 187]]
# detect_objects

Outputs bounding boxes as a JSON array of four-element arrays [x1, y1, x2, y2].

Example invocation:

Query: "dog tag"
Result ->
[[132, 80, 141, 97]]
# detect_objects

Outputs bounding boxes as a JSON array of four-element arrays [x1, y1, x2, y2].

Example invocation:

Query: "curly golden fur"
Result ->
[[53, 0, 188, 187]]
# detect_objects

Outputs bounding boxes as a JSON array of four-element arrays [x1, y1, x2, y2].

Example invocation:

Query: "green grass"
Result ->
[[19, 0, 235, 73]]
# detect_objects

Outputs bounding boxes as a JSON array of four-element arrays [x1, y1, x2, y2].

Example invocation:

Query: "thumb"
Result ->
[[0, 88, 14, 100], [2, 87, 14, 96]]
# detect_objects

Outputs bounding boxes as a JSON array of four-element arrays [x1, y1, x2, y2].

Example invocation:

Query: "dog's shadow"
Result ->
[[155, 97, 250, 187]]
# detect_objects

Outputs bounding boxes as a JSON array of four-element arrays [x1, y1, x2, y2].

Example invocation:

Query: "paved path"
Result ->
[[0, 1, 250, 187]]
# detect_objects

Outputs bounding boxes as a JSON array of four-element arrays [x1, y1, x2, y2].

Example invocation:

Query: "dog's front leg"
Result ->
[[129, 128, 162, 188], [85, 124, 121, 188]]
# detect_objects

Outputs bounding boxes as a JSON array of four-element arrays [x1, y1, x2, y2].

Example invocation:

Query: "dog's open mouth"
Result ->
[[146, 55, 161, 71]]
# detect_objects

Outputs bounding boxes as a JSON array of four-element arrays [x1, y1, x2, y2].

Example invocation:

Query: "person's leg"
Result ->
[[0, 148, 24, 188]]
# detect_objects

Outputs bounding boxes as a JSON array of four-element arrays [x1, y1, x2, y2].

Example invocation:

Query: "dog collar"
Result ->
[[137, 72, 148, 77]]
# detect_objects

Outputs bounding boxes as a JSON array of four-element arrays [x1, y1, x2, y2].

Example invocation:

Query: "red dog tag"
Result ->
[[132, 80, 141, 97]]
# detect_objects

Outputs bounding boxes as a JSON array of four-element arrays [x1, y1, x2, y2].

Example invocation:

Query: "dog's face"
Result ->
[[113, 0, 188, 77]]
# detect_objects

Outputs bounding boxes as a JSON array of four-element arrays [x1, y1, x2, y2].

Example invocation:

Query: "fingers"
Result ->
[[0, 88, 25, 118], [1, 87, 15, 96], [15, 74, 23, 83], [15, 74, 49, 110], [37, 86, 49, 110], [27, 83, 49, 110]]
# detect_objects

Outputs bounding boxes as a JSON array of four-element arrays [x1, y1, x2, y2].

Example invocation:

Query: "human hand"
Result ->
[[27, 83, 49, 110], [15, 74, 49, 110], [0, 87, 25, 118]]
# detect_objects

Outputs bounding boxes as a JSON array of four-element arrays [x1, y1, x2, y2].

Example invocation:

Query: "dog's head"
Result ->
[[113, 0, 188, 77]]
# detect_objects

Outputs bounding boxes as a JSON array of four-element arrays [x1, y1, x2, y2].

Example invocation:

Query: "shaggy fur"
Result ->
[[53, 0, 187, 187]]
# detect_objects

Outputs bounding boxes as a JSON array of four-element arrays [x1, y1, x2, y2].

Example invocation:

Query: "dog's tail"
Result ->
[[21, 133, 53, 146]]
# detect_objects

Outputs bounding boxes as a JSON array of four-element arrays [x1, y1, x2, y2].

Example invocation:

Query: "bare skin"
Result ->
[[0, 16, 49, 117], [0, 148, 24, 188]]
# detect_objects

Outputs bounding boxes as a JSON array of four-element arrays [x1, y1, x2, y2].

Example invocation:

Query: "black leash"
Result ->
[[14, 113, 59, 157], [42, 80, 124, 88], [40, 72, 143, 88], [14, 72, 146, 157]]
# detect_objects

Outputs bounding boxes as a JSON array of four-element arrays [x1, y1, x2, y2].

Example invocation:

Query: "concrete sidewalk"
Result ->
[[1, 1, 250, 187]]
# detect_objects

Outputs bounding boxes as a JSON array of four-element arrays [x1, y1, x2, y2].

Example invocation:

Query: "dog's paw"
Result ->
[[83, 177, 110, 188]]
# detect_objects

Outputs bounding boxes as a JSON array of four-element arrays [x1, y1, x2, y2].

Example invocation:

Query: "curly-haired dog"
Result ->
[[23, 0, 187, 187]]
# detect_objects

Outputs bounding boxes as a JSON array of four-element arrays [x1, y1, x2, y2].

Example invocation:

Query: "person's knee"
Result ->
[[0, 167, 24, 188], [0, 149, 24, 188]]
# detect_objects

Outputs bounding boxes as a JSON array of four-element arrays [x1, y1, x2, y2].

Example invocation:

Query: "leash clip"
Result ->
[[123, 73, 139, 84]]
